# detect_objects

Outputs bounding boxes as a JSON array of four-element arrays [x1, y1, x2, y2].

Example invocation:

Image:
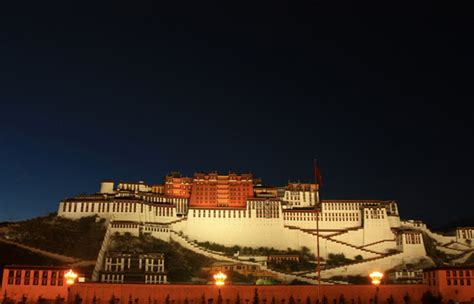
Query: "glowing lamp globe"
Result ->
[[369, 271, 383, 285], [213, 272, 227, 286], [64, 269, 78, 286]]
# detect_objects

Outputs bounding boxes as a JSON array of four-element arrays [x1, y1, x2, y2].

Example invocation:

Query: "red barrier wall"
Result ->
[[70, 283, 428, 304]]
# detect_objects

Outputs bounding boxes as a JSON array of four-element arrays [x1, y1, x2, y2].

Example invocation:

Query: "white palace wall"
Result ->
[[58, 196, 414, 260], [362, 207, 393, 245], [331, 229, 364, 246], [179, 208, 380, 259], [182, 205, 290, 250], [58, 200, 179, 223]]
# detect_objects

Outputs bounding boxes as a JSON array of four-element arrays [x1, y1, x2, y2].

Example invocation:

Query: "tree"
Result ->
[[421, 291, 442, 304], [403, 293, 410, 304], [73, 294, 83, 304], [253, 289, 259, 304], [20, 295, 28, 304], [326, 254, 350, 267], [354, 255, 363, 262], [338, 295, 346, 304], [38, 296, 48, 304], [110, 294, 118, 304], [386, 295, 395, 304]]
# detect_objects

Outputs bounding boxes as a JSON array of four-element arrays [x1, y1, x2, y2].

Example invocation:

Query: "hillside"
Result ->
[[3, 213, 106, 260]]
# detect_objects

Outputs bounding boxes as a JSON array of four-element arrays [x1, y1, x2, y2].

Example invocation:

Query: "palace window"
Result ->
[[42, 271, 48, 285], [33, 271, 39, 285], [51, 271, 57, 285], [22, 270, 30, 285], [15, 270, 21, 285], [58, 272, 63, 286], [8, 270, 14, 284]]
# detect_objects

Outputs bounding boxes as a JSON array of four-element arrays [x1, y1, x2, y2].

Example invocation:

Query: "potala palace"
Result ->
[[57, 172, 474, 283]]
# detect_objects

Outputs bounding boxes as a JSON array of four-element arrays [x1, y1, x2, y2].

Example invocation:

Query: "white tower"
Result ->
[[100, 180, 115, 194]]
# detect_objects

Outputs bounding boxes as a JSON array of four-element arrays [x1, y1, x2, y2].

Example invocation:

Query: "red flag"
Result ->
[[313, 159, 323, 187]]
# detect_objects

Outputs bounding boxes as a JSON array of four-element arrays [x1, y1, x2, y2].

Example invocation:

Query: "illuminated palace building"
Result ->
[[57, 171, 474, 281]]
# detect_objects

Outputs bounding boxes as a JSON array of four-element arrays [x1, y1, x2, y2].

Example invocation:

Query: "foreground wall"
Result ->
[[70, 283, 428, 304]]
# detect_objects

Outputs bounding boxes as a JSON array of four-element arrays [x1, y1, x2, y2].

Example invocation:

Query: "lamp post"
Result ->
[[65, 269, 78, 303], [65, 269, 78, 286], [213, 272, 227, 286], [369, 271, 383, 304]]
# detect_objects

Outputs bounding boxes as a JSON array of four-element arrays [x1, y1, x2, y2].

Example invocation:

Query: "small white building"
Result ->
[[101, 252, 167, 284], [281, 183, 317, 208], [388, 269, 423, 284], [456, 227, 474, 245]]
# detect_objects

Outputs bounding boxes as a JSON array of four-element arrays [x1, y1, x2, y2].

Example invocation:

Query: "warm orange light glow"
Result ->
[[64, 269, 78, 286], [213, 272, 227, 286], [369, 271, 383, 285]]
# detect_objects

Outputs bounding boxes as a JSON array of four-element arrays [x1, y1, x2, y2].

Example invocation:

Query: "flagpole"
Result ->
[[313, 159, 321, 302]]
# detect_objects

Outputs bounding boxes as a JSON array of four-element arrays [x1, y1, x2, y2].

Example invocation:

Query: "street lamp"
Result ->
[[369, 271, 383, 304], [213, 272, 227, 286], [369, 271, 383, 286], [65, 269, 78, 286], [64, 269, 78, 304]]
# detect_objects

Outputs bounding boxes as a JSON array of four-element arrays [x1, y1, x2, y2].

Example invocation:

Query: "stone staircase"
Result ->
[[298, 251, 403, 279], [450, 249, 474, 264], [283, 225, 383, 257], [324, 237, 383, 256], [92, 220, 115, 281], [359, 239, 395, 249], [168, 230, 337, 284]]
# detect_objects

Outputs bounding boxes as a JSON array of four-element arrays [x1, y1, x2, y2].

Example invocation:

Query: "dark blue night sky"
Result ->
[[1, 2, 472, 226]]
